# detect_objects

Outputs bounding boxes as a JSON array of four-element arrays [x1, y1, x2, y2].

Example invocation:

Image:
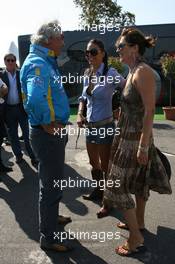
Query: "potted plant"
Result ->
[[160, 54, 175, 120], [108, 56, 125, 74]]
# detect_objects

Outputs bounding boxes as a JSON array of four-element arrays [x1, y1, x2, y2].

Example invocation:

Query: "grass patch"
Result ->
[[69, 106, 165, 122], [69, 107, 78, 122], [154, 106, 165, 120]]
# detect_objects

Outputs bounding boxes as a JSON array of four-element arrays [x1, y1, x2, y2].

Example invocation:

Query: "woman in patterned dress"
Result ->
[[102, 28, 172, 256]]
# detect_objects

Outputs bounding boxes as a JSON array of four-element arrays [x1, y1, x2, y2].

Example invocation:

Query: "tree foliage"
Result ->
[[73, 0, 135, 27]]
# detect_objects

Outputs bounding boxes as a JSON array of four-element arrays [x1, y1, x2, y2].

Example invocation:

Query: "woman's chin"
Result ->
[[120, 57, 127, 64]]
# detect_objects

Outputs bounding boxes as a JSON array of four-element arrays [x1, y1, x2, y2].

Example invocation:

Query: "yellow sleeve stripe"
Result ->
[[47, 86, 55, 122], [35, 68, 40, 76], [21, 92, 26, 102], [48, 50, 55, 57]]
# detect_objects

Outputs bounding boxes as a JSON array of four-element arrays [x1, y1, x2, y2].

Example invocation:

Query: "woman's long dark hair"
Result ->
[[85, 39, 109, 76]]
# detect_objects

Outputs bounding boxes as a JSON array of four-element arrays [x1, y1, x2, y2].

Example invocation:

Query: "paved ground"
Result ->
[[0, 120, 175, 264]]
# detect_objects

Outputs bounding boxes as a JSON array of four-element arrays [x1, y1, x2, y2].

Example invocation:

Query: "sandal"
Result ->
[[115, 243, 147, 257], [117, 222, 145, 232], [97, 207, 110, 218], [82, 189, 103, 201]]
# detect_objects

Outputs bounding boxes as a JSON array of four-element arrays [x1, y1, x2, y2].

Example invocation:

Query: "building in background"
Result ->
[[18, 23, 175, 106]]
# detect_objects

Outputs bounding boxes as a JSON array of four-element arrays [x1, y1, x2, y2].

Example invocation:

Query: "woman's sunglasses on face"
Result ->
[[6, 58, 16, 63], [85, 48, 99, 57], [116, 42, 134, 52]]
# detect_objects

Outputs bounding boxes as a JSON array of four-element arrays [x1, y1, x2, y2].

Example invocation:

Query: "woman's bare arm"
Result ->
[[133, 65, 156, 165], [134, 65, 156, 148]]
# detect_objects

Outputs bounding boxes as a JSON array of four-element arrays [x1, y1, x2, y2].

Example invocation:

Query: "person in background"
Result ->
[[77, 39, 125, 217], [20, 20, 72, 252], [103, 28, 172, 257], [0, 78, 13, 173], [0, 53, 37, 166]]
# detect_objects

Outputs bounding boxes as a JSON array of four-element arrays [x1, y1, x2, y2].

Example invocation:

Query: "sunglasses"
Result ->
[[116, 42, 134, 51], [85, 48, 99, 57], [116, 43, 127, 50], [6, 59, 16, 63]]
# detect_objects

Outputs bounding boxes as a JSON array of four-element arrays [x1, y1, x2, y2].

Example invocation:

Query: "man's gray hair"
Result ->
[[31, 20, 62, 45]]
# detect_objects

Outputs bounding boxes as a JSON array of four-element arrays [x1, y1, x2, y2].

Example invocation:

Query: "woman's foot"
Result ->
[[97, 206, 111, 218], [115, 236, 146, 256], [115, 242, 146, 256], [117, 222, 145, 231]]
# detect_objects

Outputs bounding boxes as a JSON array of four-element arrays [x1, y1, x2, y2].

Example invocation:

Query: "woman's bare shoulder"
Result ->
[[133, 63, 155, 91], [135, 63, 154, 77]]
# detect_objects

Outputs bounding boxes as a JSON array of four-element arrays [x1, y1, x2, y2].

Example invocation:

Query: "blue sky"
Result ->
[[0, 0, 175, 65], [118, 0, 175, 25]]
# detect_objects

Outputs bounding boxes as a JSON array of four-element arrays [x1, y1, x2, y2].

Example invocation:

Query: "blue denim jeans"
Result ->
[[86, 122, 115, 144], [30, 127, 66, 244]]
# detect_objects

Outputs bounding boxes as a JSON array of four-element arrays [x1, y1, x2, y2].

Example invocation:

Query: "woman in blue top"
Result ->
[[77, 39, 125, 215]]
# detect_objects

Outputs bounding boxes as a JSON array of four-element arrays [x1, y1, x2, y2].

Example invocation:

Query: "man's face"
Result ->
[[49, 34, 64, 56], [4, 56, 16, 72]]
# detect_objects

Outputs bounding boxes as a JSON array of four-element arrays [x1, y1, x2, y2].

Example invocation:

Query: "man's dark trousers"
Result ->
[[30, 127, 66, 244], [0, 104, 9, 164], [5, 104, 35, 159]]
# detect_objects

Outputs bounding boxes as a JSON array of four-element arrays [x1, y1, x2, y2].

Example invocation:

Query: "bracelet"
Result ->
[[138, 145, 149, 153]]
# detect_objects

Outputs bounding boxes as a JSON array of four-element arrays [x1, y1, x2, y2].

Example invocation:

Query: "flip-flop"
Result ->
[[115, 243, 147, 257], [117, 222, 145, 232]]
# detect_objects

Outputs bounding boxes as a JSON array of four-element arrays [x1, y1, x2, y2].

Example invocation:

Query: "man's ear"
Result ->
[[47, 37, 52, 44]]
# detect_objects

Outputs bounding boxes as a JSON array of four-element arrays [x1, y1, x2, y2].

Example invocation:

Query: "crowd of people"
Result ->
[[0, 20, 172, 257], [0, 53, 38, 174]]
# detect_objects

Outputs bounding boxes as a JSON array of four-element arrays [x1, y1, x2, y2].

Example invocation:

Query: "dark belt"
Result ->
[[31, 122, 66, 130], [86, 117, 114, 128]]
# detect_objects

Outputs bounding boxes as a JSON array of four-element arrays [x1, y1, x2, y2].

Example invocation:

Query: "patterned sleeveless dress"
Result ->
[[104, 72, 172, 210]]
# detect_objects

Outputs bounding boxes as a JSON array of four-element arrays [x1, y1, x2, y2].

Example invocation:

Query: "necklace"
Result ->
[[129, 57, 145, 75]]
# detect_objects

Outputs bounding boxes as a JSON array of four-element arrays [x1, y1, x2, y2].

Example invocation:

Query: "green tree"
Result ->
[[74, 0, 135, 27]]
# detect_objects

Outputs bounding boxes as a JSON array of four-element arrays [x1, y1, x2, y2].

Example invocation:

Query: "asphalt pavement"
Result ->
[[0, 120, 175, 264]]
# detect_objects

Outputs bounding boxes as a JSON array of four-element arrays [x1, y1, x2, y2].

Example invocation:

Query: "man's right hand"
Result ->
[[42, 122, 65, 135], [42, 124, 55, 134]]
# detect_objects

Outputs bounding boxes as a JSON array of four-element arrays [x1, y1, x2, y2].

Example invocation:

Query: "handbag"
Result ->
[[151, 147, 171, 180]]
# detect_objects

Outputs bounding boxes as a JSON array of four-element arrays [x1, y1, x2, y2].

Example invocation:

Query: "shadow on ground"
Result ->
[[126, 227, 175, 264], [0, 161, 109, 263], [153, 123, 175, 130]]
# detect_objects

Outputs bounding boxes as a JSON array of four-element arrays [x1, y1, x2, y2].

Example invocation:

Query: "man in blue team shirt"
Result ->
[[20, 20, 72, 252]]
